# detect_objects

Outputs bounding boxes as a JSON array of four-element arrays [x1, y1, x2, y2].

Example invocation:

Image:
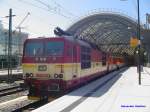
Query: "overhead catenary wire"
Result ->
[[50, 0, 78, 17], [34, 0, 77, 18], [18, 0, 48, 11], [3, 1, 58, 27], [15, 12, 30, 33], [1, 1, 58, 36], [19, 0, 74, 21]]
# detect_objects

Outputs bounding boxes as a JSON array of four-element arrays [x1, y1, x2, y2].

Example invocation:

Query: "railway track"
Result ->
[[0, 96, 46, 112], [13, 99, 48, 112], [0, 74, 23, 82], [0, 86, 26, 97], [0, 96, 35, 112], [12, 97, 57, 112], [0, 68, 126, 112]]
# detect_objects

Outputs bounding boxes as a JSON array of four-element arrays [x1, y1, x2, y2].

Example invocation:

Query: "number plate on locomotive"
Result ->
[[38, 65, 47, 71]]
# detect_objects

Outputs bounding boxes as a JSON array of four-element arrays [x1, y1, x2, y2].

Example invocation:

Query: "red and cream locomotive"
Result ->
[[22, 36, 124, 99]]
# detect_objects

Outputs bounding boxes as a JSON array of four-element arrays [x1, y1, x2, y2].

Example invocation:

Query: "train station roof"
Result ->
[[67, 12, 146, 56]]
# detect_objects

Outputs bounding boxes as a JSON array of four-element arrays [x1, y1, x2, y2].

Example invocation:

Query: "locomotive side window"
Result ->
[[102, 54, 106, 66], [24, 42, 43, 56], [45, 41, 64, 56], [81, 46, 91, 69]]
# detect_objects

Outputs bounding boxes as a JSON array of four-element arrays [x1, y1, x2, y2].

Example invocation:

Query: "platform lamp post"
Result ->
[[120, 0, 141, 85]]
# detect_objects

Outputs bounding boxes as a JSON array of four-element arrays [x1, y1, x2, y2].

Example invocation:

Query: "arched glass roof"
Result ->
[[67, 12, 142, 56]]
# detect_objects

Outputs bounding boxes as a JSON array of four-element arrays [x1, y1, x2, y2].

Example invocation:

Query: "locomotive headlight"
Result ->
[[30, 73, 33, 77], [54, 74, 63, 78], [25, 73, 33, 78], [54, 74, 58, 78]]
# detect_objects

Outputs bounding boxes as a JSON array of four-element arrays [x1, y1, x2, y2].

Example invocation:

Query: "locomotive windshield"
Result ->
[[24, 42, 43, 56], [45, 41, 64, 56], [24, 41, 64, 56]]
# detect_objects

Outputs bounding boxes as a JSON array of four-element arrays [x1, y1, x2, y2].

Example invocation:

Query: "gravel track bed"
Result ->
[[0, 91, 28, 103]]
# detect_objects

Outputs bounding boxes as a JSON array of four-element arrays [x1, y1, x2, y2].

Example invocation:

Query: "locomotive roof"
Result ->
[[64, 36, 101, 50], [26, 36, 102, 50], [63, 36, 91, 48]]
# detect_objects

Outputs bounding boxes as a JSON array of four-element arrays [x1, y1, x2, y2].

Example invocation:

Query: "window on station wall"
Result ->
[[81, 46, 91, 69], [102, 54, 106, 66]]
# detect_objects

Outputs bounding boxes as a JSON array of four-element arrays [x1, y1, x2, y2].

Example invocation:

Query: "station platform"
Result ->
[[33, 67, 150, 112]]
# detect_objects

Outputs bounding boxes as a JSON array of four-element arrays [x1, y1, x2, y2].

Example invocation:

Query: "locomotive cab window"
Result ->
[[24, 42, 43, 56], [45, 41, 64, 56]]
